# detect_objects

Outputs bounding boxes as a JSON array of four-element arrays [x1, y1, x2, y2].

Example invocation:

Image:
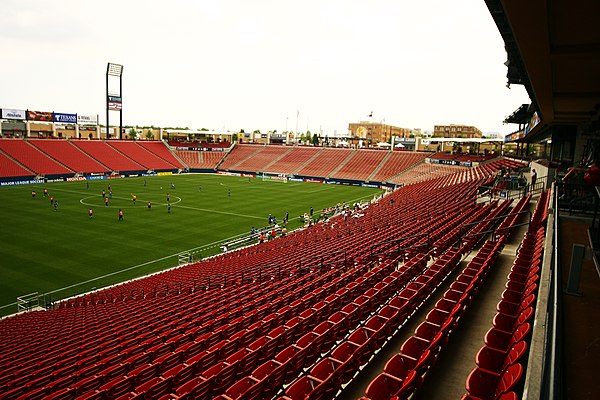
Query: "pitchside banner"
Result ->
[[77, 114, 98, 125], [27, 110, 53, 122], [1, 108, 26, 120], [54, 112, 77, 124]]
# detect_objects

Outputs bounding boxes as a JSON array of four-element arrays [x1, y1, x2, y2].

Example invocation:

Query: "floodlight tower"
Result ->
[[106, 63, 124, 139]]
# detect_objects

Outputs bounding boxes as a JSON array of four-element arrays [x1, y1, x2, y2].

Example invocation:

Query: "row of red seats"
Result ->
[[0, 150, 33, 177], [0, 138, 72, 175], [107, 141, 179, 170], [462, 194, 548, 400], [281, 248, 463, 400], [28, 139, 109, 174], [217, 145, 265, 170], [495, 194, 531, 239], [233, 146, 294, 172], [0, 169, 502, 398], [369, 151, 428, 183], [264, 147, 320, 174], [0, 258, 372, 398], [362, 237, 507, 400], [331, 150, 388, 181]]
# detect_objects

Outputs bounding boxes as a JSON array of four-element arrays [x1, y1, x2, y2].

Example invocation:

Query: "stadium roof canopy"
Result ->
[[486, 0, 600, 141], [504, 104, 533, 125]]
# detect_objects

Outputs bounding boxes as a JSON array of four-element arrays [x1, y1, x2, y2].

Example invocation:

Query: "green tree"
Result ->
[[145, 130, 154, 140], [232, 133, 239, 143], [311, 133, 319, 146], [128, 128, 137, 140]]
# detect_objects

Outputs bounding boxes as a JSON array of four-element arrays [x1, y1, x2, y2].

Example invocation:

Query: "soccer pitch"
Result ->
[[0, 174, 383, 315]]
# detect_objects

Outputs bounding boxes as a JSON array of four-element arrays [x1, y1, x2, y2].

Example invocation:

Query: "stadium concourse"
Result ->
[[0, 139, 552, 399]]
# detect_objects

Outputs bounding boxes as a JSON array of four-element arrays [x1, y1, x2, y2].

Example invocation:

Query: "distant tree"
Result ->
[[232, 133, 239, 143], [128, 128, 137, 140], [200, 128, 209, 131], [145, 130, 154, 140], [253, 129, 261, 134], [311, 133, 319, 146], [240, 129, 245, 133]]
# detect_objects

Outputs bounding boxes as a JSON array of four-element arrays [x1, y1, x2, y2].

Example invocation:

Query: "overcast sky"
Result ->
[[0, 0, 530, 136]]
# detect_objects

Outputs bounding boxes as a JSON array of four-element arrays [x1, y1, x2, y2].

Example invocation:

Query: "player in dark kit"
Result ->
[[118, 209, 124, 221], [89, 208, 93, 219]]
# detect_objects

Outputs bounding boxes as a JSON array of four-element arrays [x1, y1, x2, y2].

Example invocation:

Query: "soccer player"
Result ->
[[102, 190, 106, 198], [167, 203, 171, 213], [86, 181, 89, 190], [32, 191, 36, 199], [89, 208, 93, 219], [228, 189, 231, 198], [50, 196, 54, 205], [171, 182, 175, 189], [108, 183, 111, 191], [118, 209, 124, 221], [105, 197, 109, 207], [144, 179, 147, 187], [43, 188, 48, 197], [132, 194, 137, 205], [109, 190, 112, 198], [53, 200, 58, 211], [148, 201, 152, 210], [166, 193, 170, 202]]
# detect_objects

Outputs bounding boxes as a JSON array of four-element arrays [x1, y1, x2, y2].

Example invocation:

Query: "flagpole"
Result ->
[[296, 110, 299, 141]]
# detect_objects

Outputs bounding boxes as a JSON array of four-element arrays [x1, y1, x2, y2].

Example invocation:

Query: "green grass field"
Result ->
[[0, 174, 382, 315]]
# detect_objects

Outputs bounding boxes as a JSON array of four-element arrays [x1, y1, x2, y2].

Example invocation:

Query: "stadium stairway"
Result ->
[[366, 151, 393, 182], [260, 147, 294, 173], [326, 149, 357, 179], [0, 149, 35, 178]]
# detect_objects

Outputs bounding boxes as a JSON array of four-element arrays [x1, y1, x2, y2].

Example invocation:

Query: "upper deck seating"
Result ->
[[265, 147, 321, 175], [370, 151, 428, 182], [219, 145, 264, 170], [72, 140, 145, 172], [0, 151, 33, 178], [296, 148, 353, 178], [29, 139, 109, 174], [137, 141, 184, 168], [0, 139, 72, 175], [107, 141, 177, 170], [331, 150, 388, 181], [234, 146, 291, 172]]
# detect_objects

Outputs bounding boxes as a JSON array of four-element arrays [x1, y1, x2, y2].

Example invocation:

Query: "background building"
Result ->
[[433, 124, 482, 138], [348, 121, 412, 146]]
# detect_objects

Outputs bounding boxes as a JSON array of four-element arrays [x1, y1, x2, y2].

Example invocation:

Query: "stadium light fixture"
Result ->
[[106, 63, 124, 139], [107, 63, 123, 77]]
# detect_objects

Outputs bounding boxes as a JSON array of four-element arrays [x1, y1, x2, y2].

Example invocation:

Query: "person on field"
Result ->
[[148, 201, 152, 210], [105, 197, 109, 207], [32, 191, 36, 199], [89, 208, 93, 219], [118, 209, 124, 221]]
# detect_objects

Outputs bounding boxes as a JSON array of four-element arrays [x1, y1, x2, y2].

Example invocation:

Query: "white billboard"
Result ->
[[77, 114, 98, 125], [1, 108, 26, 120]]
